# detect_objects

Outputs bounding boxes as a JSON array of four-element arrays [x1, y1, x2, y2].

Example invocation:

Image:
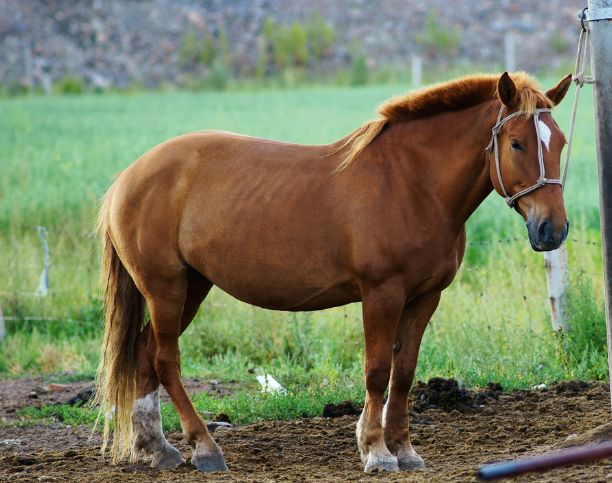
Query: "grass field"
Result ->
[[0, 76, 608, 416]]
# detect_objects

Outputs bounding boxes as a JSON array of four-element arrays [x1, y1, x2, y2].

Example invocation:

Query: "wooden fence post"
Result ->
[[586, 0, 612, 412], [544, 245, 569, 332]]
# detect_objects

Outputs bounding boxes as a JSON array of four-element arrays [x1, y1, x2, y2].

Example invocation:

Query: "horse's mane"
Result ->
[[337, 72, 552, 171]]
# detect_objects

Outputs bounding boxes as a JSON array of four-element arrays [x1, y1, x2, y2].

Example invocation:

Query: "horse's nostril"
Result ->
[[538, 220, 551, 241]]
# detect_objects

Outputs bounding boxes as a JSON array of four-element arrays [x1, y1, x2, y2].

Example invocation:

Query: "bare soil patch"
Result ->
[[0, 376, 238, 418], [1, 378, 611, 482]]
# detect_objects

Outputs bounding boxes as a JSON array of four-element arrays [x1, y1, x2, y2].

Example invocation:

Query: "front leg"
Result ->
[[356, 281, 406, 473], [383, 292, 440, 471]]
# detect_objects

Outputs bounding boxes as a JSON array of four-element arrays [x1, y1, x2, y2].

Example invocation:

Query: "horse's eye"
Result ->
[[510, 140, 523, 151]]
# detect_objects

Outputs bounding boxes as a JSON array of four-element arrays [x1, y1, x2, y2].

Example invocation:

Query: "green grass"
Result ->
[[14, 379, 364, 429], [0, 76, 607, 408]]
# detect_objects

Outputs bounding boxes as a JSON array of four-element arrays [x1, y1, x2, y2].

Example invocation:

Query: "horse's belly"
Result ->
[[193, 257, 359, 311], [224, 282, 359, 311]]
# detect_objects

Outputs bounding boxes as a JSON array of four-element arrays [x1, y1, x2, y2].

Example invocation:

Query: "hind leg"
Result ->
[[146, 271, 226, 472], [132, 269, 213, 469]]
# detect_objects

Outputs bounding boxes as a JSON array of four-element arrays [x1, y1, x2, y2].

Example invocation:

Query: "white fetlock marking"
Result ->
[[133, 390, 163, 436], [132, 390, 176, 459], [538, 119, 552, 151], [355, 411, 367, 463], [134, 390, 159, 414]]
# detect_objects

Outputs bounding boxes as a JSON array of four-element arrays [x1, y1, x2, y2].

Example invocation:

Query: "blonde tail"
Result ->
[[91, 188, 145, 462]]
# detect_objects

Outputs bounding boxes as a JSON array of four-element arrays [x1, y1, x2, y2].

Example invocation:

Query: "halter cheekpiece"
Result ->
[[486, 106, 562, 207]]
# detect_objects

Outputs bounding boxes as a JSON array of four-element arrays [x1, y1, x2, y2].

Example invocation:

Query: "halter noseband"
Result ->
[[486, 106, 562, 208]]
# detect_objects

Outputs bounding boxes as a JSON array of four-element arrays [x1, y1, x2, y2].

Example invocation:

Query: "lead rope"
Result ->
[[563, 9, 594, 187]]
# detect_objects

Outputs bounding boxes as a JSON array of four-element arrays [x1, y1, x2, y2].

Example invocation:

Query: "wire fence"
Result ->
[[0, 225, 605, 334]]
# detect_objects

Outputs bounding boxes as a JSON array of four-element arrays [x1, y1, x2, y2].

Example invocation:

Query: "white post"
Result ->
[[504, 31, 516, 72], [35, 226, 49, 297], [544, 245, 569, 332], [411, 55, 422, 88]]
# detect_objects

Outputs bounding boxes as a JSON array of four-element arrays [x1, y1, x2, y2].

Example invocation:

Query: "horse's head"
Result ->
[[489, 72, 573, 252]]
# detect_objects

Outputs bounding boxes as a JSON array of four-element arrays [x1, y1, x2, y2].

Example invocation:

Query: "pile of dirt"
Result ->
[[411, 377, 503, 412], [322, 400, 362, 418], [322, 378, 504, 418]]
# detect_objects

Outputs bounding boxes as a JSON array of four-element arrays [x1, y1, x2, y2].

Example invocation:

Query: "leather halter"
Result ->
[[486, 106, 562, 208]]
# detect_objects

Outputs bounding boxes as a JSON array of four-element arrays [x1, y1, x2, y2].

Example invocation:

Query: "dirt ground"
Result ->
[[1, 377, 611, 482]]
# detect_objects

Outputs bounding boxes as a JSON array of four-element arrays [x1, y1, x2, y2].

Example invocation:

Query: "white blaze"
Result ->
[[538, 119, 552, 151]]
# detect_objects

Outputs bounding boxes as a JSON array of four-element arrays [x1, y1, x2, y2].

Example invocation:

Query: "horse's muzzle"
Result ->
[[526, 219, 569, 252]]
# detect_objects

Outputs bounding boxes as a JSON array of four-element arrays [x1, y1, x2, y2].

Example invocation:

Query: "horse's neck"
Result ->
[[384, 101, 499, 229]]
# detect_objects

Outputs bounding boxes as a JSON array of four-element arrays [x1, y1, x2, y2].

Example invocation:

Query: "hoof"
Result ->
[[364, 454, 399, 473], [192, 450, 228, 473], [151, 444, 185, 469], [398, 452, 425, 471]]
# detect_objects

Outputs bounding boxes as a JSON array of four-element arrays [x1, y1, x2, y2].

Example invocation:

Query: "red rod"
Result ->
[[477, 441, 612, 480]]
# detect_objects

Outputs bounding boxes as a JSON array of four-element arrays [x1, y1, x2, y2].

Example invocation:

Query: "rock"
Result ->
[[66, 386, 94, 406], [0, 439, 23, 446], [206, 421, 232, 433]]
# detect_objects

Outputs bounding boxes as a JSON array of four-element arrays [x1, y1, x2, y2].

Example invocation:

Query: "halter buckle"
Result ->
[[537, 177, 547, 187]]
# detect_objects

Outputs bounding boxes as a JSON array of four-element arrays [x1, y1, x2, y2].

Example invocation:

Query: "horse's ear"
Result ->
[[546, 74, 572, 106], [497, 72, 518, 109]]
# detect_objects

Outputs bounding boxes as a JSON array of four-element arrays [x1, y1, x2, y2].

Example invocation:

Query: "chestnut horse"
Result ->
[[95, 72, 572, 473]]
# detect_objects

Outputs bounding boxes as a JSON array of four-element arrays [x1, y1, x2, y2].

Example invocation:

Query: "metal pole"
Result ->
[[587, 0, 612, 412], [478, 441, 612, 480]]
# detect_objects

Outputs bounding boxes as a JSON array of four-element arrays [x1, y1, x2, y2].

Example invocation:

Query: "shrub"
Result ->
[[208, 58, 230, 90], [54, 76, 84, 95], [306, 14, 334, 59], [216, 30, 232, 66], [256, 37, 268, 79], [550, 32, 570, 55], [288, 22, 308, 66], [350, 54, 369, 86], [178, 29, 200, 68], [261, 18, 314, 71], [416, 10, 462, 58], [199, 33, 216, 66]]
